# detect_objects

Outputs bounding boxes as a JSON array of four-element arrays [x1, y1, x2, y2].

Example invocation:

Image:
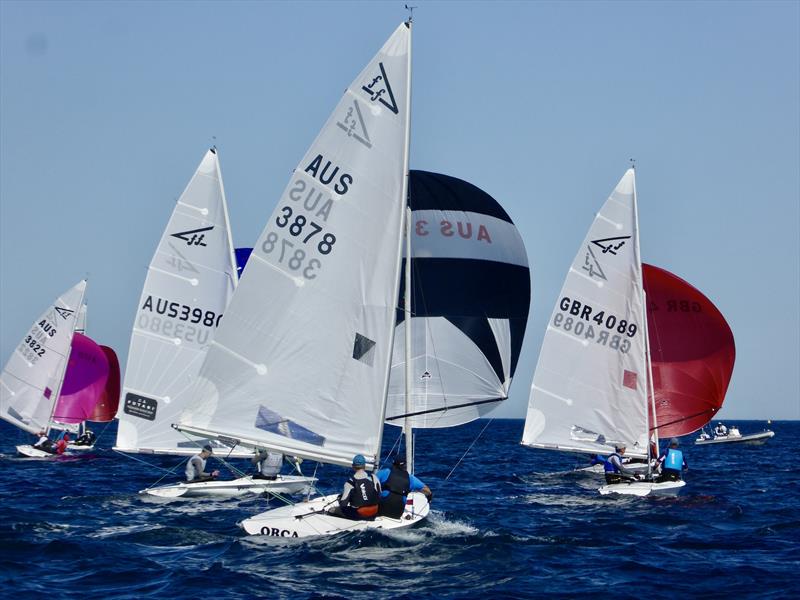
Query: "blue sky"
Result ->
[[1, 1, 798, 420]]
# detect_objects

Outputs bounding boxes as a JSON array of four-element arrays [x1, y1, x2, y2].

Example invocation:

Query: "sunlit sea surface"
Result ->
[[1, 419, 797, 598]]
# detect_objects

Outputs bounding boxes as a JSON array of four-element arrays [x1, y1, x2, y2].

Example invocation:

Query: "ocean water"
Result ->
[[1, 419, 797, 598]]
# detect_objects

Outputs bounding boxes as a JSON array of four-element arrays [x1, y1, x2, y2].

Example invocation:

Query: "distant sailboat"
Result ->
[[522, 169, 685, 496], [177, 20, 429, 536], [1, 281, 87, 457], [115, 148, 314, 498]]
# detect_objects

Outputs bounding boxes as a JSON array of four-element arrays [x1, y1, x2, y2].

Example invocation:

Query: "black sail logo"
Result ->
[[361, 62, 398, 115], [591, 236, 631, 255], [171, 226, 214, 247]]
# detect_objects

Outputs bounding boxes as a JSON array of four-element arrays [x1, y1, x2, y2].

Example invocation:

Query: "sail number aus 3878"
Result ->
[[261, 205, 337, 280]]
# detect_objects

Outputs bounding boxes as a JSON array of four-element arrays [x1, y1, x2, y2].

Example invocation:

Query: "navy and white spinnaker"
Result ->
[[386, 170, 531, 429]]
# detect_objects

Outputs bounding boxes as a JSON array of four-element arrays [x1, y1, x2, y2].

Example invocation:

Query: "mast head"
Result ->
[[404, 4, 416, 24]]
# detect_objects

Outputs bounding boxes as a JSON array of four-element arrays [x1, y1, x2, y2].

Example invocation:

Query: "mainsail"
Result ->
[[178, 23, 412, 468], [386, 170, 531, 428], [0, 281, 86, 434], [116, 148, 240, 455], [522, 169, 650, 458], [644, 263, 735, 437]]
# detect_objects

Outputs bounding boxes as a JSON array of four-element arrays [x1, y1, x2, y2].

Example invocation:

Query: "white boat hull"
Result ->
[[139, 475, 317, 499], [16, 444, 59, 458], [695, 430, 774, 445], [67, 443, 95, 451], [240, 491, 430, 538], [598, 479, 686, 497]]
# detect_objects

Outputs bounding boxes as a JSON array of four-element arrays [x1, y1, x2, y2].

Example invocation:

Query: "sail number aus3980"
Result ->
[[261, 205, 337, 280]]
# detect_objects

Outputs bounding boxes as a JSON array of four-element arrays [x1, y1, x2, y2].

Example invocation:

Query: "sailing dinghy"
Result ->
[[177, 21, 429, 537], [114, 148, 315, 497], [522, 169, 685, 497], [1, 281, 88, 457]]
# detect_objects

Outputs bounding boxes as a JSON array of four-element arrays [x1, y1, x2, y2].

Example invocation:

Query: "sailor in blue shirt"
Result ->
[[656, 438, 688, 482], [376, 457, 432, 519]]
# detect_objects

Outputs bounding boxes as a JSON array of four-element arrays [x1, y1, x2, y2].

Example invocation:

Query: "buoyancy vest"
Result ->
[[664, 449, 684, 471], [603, 453, 621, 473], [380, 467, 411, 518], [185, 455, 206, 481], [347, 474, 379, 508]]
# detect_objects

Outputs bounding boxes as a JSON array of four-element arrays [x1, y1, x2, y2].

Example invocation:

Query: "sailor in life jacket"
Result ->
[[251, 448, 283, 480], [33, 430, 56, 454], [656, 438, 688, 482], [185, 444, 220, 483], [376, 457, 433, 519], [603, 445, 640, 484], [327, 454, 381, 520]]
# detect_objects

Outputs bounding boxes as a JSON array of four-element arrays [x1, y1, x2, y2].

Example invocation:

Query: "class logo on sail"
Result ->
[[337, 99, 372, 149], [54, 306, 75, 320], [582, 236, 631, 281], [170, 226, 214, 247], [361, 62, 398, 115], [591, 236, 630, 255]]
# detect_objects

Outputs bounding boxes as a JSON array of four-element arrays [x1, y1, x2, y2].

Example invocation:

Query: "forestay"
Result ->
[[0, 281, 86, 434], [116, 149, 240, 455], [523, 169, 650, 458], [386, 171, 531, 428], [179, 23, 411, 468]]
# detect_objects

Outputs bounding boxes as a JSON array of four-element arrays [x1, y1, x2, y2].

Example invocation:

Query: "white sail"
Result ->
[[75, 302, 87, 334], [179, 23, 412, 468], [522, 169, 650, 458], [116, 148, 240, 455], [0, 280, 86, 434]]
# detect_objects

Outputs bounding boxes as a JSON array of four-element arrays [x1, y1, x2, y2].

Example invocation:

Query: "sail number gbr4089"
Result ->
[[552, 297, 638, 353]]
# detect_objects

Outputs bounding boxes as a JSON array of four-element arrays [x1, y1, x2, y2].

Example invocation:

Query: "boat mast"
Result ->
[[45, 280, 87, 436], [403, 13, 414, 474], [214, 146, 240, 288], [630, 167, 659, 475], [404, 206, 414, 473]]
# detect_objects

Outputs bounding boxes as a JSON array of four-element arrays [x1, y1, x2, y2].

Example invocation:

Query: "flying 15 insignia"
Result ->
[[591, 236, 631, 255], [361, 62, 398, 115], [171, 226, 214, 247]]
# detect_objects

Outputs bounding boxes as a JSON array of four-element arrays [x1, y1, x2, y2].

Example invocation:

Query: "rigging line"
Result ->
[[176, 426, 249, 478], [386, 397, 503, 421], [112, 448, 187, 479], [443, 417, 494, 483], [649, 407, 717, 433], [382, 428, 404, 465]]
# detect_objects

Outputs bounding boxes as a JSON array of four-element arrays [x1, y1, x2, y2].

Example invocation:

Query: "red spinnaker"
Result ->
[[644, 264, 735, 437]]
